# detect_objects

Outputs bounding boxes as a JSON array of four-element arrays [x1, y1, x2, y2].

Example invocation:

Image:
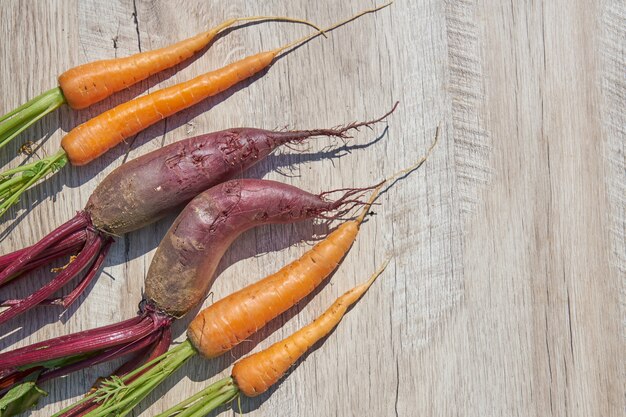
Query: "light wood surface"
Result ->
[[0, 1, 624, 416]]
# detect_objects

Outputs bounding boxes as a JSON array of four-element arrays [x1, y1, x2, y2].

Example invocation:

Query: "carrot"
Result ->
[[0, 15, 321, 150], [58, 16, 323, 110], [48, 125, 439, 417], [0, 2, 392, 218], [187, 190, 377, 358], [231, 259, 388, 398], [59, 261, 388, 417], [0, 109, 393, 326]]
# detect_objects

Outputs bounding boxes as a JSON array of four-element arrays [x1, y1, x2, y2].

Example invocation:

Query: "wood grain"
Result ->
[[0, 1, 623, 416]]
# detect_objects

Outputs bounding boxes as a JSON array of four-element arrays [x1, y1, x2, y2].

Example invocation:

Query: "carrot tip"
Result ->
[[223, 16, 324, 36], [274, 1, 394, 55]]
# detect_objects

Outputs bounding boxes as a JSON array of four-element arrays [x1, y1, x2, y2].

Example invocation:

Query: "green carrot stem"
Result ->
[[0, 87, 66, 150], [0, 149, 68, 217], [154, 377, 236, 417], [184, 386, 239, 417], [0, 175, 24, 194], [0, 87, 62, 124], [0, 162, 46, 177], [53, 341, 198, 417]]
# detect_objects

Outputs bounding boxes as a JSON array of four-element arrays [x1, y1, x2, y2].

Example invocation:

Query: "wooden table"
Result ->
[[1, 1, 623, 416]]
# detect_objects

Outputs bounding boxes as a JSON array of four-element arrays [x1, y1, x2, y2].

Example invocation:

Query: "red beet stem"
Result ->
[[0, 213, 90, 285], [38, 324, 167, 384], [0, 230, 88, 281], [0, 239, 110, 309], [57, 238, 113, 309], [48, 326, 173, 417], [0, 307, 167, 370], [113, 326, 172, 378], [0, 367, 42, 392], [0, 233, 108, 325]]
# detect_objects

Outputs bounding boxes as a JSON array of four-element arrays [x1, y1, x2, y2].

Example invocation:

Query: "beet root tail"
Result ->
[[269, 102, 399, 147], [316, 182, 384, 221]]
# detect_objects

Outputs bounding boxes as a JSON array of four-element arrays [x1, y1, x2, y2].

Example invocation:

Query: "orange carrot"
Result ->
[[231, 259, 388, 397], [150, 261, 389, 417], [0, 16, 320, 152], [58, 16, 322, 110], [61, 50, 278, 165], [61, 3, 389, 166], [0, 2, 392, 218], [187, 190, 377, 358], [54, 261, 388, 417]]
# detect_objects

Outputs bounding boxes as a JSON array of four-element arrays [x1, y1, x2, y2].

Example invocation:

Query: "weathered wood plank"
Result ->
[[0, 0, 623, 416]]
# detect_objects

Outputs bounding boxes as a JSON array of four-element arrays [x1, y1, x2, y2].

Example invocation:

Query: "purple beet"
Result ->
[[0, 106, 395, 325]]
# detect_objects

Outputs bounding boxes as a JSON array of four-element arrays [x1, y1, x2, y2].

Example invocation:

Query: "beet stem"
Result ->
[[114, 326, 172, 379], [0, 314, 148, 370], [0, 232, 88, 286], [49, 326, 172, 417], [0, 233, 104, 325], [0, 236, 112, 309], [0, 229, 88, 275], [38, 325, 165, 384], [59, 237, 113, 308], [0, 213, 89, 285]]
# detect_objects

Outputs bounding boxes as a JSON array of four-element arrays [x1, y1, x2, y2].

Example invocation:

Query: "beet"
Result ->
[[0, 107, 394, 325]]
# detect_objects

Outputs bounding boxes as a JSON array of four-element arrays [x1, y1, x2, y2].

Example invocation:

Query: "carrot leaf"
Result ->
[[52, 340, 197, 417]]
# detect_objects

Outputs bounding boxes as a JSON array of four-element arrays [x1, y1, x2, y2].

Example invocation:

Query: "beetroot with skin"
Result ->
[[0, 125, 368, 325], [145, 178, 352, 316], [87, 127, 346, 235]]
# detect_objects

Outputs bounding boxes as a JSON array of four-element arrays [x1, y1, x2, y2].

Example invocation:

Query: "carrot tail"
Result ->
[[0, 87, 66, 155], [0, 149, 68, 218], [0, 305, 172, 397]]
